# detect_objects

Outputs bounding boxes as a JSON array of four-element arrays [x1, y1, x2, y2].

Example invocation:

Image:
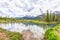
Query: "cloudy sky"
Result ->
[[0, 0, 60, 17]]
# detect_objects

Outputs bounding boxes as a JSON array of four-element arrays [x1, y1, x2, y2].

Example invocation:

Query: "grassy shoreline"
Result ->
[[44, 24, 60, 40], [0, 28, 23, 40], [0, 19, 58, 24]]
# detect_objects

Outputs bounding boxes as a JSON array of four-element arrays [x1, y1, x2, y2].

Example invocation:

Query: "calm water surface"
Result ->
[[0, 23, 45, 36]]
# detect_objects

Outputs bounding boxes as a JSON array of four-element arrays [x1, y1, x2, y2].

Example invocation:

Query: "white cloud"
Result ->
[[0, 0, 60, 17]]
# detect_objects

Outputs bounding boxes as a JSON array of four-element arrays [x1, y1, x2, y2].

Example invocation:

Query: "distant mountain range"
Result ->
[[53, 11, 60, 16], [15, 11, 60, 20], [0, 11, 60, 19], [15, 13, 46, 20]]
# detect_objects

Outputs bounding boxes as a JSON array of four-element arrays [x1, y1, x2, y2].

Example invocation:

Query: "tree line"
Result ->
[[45, 10, 60, 22]]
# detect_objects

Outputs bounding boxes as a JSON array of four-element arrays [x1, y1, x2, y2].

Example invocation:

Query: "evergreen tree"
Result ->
[[49, 11, 52, 22], [53, 13, 55, 21], [46, 10, 50, 22]]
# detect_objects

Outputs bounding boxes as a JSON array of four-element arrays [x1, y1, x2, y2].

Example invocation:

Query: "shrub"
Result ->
[[44, 28, 58, 40]]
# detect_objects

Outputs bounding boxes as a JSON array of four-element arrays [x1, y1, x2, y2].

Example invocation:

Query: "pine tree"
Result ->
[[46, 10, 50, 22], [49, 11, 52, 22], [53, 13, 55, 21]]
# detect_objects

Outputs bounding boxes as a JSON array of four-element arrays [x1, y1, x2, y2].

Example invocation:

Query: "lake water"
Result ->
[[0, 23, 57, 40], [0, 23, 45, 37]]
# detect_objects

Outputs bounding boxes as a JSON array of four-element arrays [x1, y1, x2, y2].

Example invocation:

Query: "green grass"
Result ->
[[0, 17, 58, 24], [44, 24, 60, 40], [0, 28, 23, 40]]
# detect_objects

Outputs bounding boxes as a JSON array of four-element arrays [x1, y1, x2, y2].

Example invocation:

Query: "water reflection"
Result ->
[[0, 23, 45, 34]]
